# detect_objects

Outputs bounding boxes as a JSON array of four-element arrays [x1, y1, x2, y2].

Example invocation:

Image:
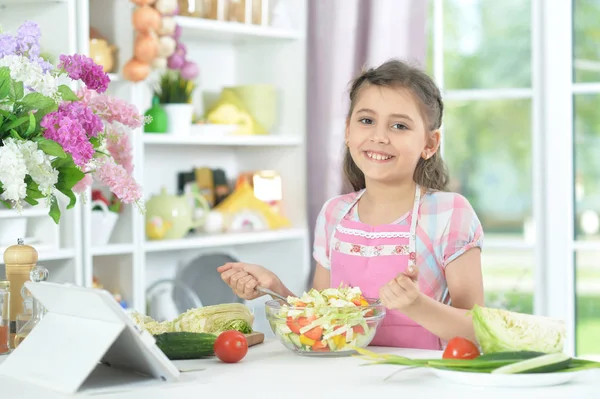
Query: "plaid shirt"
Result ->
[[313, 190, 484, 303]]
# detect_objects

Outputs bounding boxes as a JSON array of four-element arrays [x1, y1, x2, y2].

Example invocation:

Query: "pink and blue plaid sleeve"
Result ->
[[441, 194, 484, 267]]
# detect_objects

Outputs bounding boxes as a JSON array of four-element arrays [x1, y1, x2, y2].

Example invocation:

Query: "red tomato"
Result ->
[[352, 325, 365, 335], [286, 315, 315, 334], [214, 330, 248, 363], [303, 326, 323, 341], [312, 340, 329, 352], [286, 317, 301, 334], [442, 337, 480, 360]]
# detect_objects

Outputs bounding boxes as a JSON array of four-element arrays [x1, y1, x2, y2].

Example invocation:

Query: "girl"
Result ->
[[218, 59, 484, 350]]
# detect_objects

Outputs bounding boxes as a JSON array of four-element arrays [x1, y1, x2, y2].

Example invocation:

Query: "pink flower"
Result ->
[[106, 126, 134, 174], [180, 60, 199, 80], [78, 87, 144, 130], [41, 102, 103, 166], [73, 173, 93, 193], [59, 54, 110, 93], [95, 158, 141, 204]]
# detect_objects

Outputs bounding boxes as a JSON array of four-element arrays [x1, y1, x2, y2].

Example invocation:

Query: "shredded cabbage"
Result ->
[[130, 303, 254, 335], [471, 305, 566, 354]]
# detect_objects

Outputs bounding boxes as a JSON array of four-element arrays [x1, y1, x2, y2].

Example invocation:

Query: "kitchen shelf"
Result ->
[[174, 16, 302, 42], [0, 207, 50, 219], [0, 248, 75, 265], [142, 133, 302, 147], [0, 0, 65, 5], [144, 227, 307, 253], [91, 243, 134, 256], [107, 73, 120, 82]]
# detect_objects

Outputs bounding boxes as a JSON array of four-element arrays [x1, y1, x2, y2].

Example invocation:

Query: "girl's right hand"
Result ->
[[217, 262, 283, 300]]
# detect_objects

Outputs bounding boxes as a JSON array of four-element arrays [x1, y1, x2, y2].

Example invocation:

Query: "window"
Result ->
[[428, 0, 535, 316], [573, 0, 600, 357], [429, 0, 600, 356]]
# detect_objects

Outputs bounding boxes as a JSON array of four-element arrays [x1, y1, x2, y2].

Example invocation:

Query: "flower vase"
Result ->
[[90, 200, 118, 246], [163, 103, 194, 136]]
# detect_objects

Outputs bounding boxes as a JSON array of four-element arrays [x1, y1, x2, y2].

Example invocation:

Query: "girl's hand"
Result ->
[[217, 262, 283, 300], [378, 266, 423, 312]]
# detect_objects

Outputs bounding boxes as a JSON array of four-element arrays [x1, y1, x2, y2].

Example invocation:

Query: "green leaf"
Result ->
[[24, 112, 36, 137], [23, 197, 39, 206], [35, 137, 66, 158], [52, 156, 84, 209], [0, 67, 11, 99], [57, 84, 79, 102], [10, 129, 23, 140], [90, 137, 101, 148], [4, 115, 28, 131], [25, 176, 45, 199], [34, 104, 58, 125], [55, 181, 77, 209], [12, 81, 24, 101], [19, 92, 55, 111], [48, 195, 61, 224]]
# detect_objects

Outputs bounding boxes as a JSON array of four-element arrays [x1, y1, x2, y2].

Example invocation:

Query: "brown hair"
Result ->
[[343, 59, 449, 192]]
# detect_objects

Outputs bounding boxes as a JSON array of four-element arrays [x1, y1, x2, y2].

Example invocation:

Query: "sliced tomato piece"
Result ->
[[312, 340, 329, 352], [352, 325, 365, 334], [296, 301, 307, 307], [303, 326, 323, 341], [297, 315, 316, 328], [286, 317, 301, 334]]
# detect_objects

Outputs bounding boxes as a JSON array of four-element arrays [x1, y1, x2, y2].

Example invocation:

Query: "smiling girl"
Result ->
[[218, 59, 485, 350]]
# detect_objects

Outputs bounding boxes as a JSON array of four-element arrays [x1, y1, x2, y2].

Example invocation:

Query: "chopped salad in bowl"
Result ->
[[265, 286, 386, 356]]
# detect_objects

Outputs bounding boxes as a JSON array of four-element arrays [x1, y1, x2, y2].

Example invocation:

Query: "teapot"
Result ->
[[89, 38, 117, 73], [145, 187, 210, 240]]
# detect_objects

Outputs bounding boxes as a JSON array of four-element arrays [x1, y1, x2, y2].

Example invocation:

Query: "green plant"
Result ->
[[154, 71, 196, 104]]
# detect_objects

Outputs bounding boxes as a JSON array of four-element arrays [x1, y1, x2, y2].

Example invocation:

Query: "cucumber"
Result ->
[[289, 333, 302, 348], [154, 332, 217, 360], [491, 352, 571, 374], [477, 351, 546, 361]]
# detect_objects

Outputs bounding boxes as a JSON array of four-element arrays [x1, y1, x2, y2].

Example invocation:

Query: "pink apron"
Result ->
[[329, 185, 441, 349]]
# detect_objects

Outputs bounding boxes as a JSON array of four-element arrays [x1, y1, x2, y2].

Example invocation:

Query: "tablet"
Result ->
[[0, 282, 180, 394]]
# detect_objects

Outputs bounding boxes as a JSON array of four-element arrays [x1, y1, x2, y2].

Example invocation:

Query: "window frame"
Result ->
[[431, 0, 578, 354]]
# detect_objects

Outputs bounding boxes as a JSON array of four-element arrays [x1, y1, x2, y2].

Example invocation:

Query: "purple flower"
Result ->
[[0, 33, 17, 57], [40, 102, 104, 166], [173, 24, 182, 40], [180, 60, 199, 80], [58, 54, 110, 93], [16, 20, 41, 58], [31, 56, 54, 73]]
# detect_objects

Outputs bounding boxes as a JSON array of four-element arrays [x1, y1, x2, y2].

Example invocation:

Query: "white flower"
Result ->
[[0, 138, 59, 208], [20, 140, 58, 196], [0, 55, 59, 101], [0, 138, 28, 204]]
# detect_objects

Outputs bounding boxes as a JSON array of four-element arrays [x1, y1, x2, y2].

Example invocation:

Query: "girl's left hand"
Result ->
[[379, 266, 423, 312]]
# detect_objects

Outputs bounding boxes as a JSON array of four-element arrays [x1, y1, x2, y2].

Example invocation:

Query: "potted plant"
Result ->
[[153, 71, 196, 136], [90, 189, 121, 246]]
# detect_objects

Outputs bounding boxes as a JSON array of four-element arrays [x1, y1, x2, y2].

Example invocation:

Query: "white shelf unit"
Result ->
[[79, 0, 310, 324], [0, 0, 84, 288]]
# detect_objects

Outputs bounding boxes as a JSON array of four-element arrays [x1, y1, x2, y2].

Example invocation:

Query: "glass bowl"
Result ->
[[265, 298, 386, 357]]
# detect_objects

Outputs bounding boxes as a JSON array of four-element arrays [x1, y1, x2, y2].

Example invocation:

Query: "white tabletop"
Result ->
[[0, 339, 599, 398]]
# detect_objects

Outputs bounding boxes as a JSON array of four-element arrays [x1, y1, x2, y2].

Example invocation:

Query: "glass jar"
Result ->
[[178, 0, 219, 19], [0, 280, 10, 354], [224, 0, 264, 24]]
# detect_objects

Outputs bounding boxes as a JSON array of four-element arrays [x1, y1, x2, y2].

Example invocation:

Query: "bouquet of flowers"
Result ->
[[0, 21, 145, 223]]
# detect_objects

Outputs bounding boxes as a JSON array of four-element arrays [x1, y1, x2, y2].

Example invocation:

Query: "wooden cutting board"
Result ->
[[245, 331, 265, 347]]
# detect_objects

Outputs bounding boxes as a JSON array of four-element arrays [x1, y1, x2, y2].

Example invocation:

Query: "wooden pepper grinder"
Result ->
[[3, 238, 37, 349]]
